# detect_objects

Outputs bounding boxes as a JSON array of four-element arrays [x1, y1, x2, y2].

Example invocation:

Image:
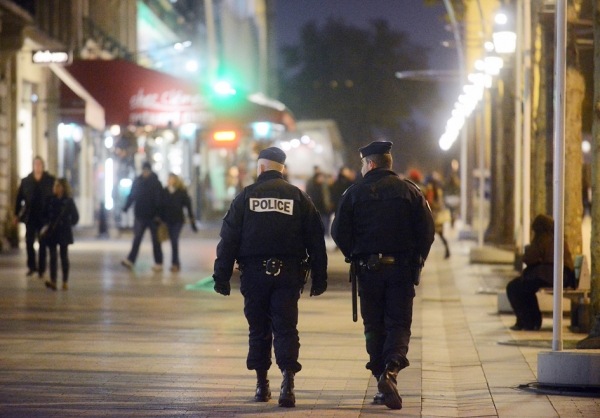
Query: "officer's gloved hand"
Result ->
[[214, 280, 231, 296], [190, 219, 198, 232], [310, 280, 327, 297]]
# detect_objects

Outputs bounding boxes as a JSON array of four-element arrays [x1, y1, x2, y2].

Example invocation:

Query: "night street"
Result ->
[[1, 226, 599, 417]]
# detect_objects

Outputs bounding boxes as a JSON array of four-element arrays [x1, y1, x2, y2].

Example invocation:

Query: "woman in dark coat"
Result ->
[[42, 178, 79, 290], [425, 178, 450, 259], [161, 173, 197, 272], [506, 214, 575, 330]]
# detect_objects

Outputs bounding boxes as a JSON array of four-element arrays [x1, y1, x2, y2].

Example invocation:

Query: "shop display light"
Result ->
[[110, 125, 121, 136], [252, 122, 271, 138]]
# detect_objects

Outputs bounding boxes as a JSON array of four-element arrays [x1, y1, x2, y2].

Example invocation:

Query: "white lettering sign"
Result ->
[[129, 88, 203, 111], [32, 50, 71, 64], [249, 198, 294, 215]]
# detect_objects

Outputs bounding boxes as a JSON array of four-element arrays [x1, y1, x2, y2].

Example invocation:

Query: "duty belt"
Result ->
[[359, 253, 409, 272], [238, 256, 303, 277]]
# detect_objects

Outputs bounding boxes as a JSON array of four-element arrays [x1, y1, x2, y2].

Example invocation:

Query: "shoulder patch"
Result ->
[[249, 198, 294, 215]]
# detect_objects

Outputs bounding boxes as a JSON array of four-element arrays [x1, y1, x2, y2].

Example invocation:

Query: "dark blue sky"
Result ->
[[274, 0, 457, 71]]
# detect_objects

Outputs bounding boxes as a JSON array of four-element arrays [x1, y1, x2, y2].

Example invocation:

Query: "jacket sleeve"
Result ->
[[213, 191, 245, 283], [123, 179, 138, 211], [184, 191, 194, 219], [15, 182, 24, 217], [331, 188, 354, 258], [69, 199, 79, 226], [300, 192, 327, 284], [151, 179, 163, 219], [412, 191, 436, 261]]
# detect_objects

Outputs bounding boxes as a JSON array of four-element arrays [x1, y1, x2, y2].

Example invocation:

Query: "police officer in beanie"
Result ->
[[213, 146, 328, 408], [331, 141, 435, 410]]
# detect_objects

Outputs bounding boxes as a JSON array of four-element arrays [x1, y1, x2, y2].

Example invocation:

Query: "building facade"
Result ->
[[0, 0, 293, 248]]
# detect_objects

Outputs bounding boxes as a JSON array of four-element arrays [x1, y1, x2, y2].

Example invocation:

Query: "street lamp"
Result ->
[[493, 11, 517, 54]]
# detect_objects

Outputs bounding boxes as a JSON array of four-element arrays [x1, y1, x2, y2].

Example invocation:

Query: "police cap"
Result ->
[[359, 141, 392, 158], [258, 147, 286, 164]]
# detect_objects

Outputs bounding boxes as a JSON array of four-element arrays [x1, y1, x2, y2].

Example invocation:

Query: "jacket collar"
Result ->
[[257, 170, 284, 182], [363, 168, 397, 181]]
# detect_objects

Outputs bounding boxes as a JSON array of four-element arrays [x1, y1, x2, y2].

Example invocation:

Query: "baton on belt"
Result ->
[[346, 257, 358, 322]]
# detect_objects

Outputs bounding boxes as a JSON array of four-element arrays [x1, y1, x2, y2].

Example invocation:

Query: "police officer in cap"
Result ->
[[213, 146, 328, 408], [331, 141, 435, 410]]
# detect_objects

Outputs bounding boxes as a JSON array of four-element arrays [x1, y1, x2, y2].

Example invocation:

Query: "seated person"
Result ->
[[506, 214, 575, 331]]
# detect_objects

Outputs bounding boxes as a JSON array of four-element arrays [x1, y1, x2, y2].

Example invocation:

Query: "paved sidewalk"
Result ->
[[0, 227, 599, 417]]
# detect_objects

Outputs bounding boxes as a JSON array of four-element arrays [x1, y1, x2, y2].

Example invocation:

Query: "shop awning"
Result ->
[[60, 59, 212, 128], [51, 63, 105, 131], [60, 59, 295, 131]]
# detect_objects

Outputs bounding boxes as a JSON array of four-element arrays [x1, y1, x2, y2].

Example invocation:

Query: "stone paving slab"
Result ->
[[0, 228, 598, 416]]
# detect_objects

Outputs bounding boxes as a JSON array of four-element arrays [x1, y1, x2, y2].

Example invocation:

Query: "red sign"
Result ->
[[60, 60, 211, 128]]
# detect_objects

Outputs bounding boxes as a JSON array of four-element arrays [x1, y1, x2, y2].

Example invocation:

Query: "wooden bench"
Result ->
[[541, 254, 591, 333]]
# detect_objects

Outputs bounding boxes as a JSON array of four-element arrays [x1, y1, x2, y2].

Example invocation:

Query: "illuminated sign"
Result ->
[[213, 131, 237, 142], [32, 50, 72, 65], [208, 126, 242, 148]]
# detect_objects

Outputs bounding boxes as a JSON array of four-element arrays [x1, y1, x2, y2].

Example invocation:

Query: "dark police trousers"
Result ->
[[358, 263, 415, 377], [240, 261, 304, 374]]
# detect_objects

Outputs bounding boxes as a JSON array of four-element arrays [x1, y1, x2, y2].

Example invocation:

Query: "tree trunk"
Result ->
[[564, 0, 584, 261], [485, 74, 515, 246], [590, 0, 600, 318], [531, 2, 551, 219], [564, 67, 584, 257]]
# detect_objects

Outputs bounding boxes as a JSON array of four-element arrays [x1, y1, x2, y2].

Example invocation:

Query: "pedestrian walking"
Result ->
[[305, 167, 332, 236], [506, 214, 575, 330], [330, 166, 356, 214], [14, 156, 56, 278], [41, 178, 79, 290], [161, 173, 198, 272], [121, 161, 164, 272], [212, 147, 328, 408], [443, 171, 460, 227], [331, 141, 435, 410], [406, 168, 425, 192], [425, 175, 451, 259]]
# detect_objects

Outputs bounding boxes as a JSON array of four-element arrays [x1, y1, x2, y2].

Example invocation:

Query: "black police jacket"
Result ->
[[331, 168, 435, 262], [15, 172, 56, 225], [213, 170, 327, 285]]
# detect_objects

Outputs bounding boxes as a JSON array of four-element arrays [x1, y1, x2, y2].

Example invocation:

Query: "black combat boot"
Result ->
[[254, 370, 271, 402], [278, 369, 295, 408], [372, 374, 385, 405], [377, 362, 402, 410], [372, 392, 385, 405]]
